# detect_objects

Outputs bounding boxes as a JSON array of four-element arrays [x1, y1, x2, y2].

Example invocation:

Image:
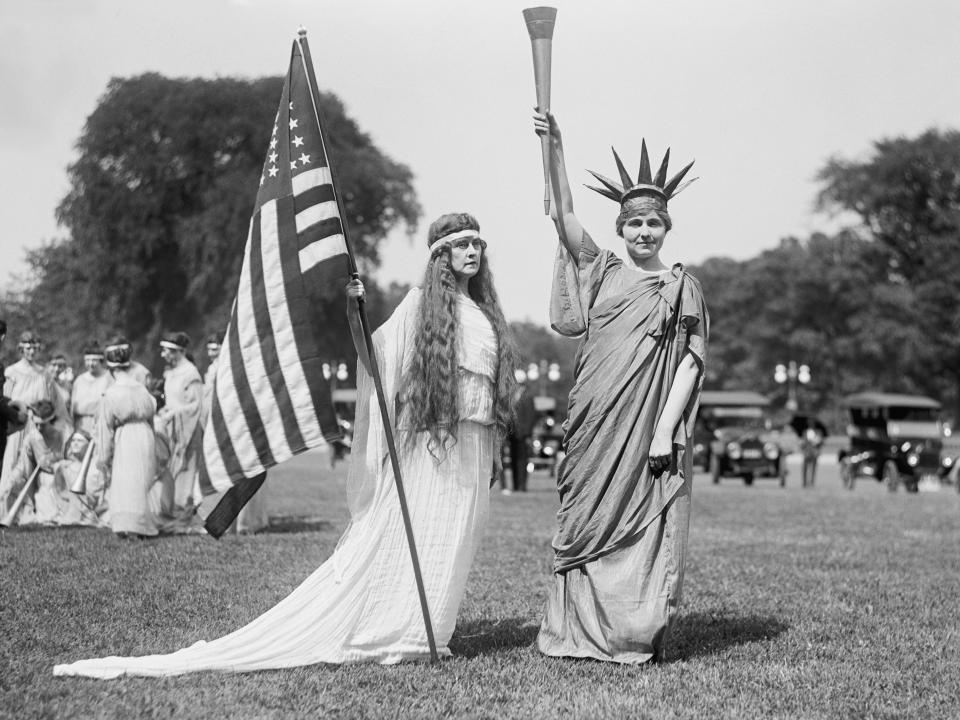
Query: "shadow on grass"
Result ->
[[669, 611, 789, 661], [260, 515, 335, 534], [450, 617, 540, 658]]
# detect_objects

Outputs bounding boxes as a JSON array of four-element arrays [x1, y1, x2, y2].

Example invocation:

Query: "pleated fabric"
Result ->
[[53, 288, 498, 677], [538, 234, 708, 664]]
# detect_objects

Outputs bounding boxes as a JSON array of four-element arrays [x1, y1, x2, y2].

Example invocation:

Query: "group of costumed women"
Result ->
[[0, 332, 233, 538], [53, 110, 708, 677]]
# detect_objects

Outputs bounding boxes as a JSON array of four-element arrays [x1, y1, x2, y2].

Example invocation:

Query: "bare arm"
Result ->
[[648, 352, 702, 475], [534, 110, 585, 259], [346, 278, 373, 377]]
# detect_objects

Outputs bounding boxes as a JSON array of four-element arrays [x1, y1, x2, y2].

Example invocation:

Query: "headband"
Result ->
[[105, 343, 130, 354], [83, 353, 105, 361], [160, 340, 186, 351], [428, 228, 481, 254]]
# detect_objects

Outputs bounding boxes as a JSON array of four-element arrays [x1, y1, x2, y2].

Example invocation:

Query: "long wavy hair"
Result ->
[[401, 212, 518, 455]]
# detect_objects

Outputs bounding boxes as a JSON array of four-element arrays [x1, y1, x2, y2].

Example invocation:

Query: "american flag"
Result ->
[[198, 34, 351, 537]]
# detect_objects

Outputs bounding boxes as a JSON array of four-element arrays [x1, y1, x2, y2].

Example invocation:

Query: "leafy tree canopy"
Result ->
[[14, 73, 420, 368]]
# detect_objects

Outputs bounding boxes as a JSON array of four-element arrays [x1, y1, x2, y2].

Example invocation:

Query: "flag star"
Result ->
[[289, 118, 299, 130], [273, 123, 278, 134], [290, 160, 298, 170], [289, 102, 294, 110], [268, 166, 279, 177], [292, 135, 304, 148], [270, 137, 278, 149], [260, 175, 265, 186], [269, 151, 278, 163], [298, 153, 311, 165]]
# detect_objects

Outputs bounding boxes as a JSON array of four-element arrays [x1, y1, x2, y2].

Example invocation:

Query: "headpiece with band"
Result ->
[[428, 228, 487, 255], [29, 400, 57, 423], [586, 141, 697, 207], [160, 331, 190, 352], [18, 330, 41, 348], [82, 341, 105, 361], [104, 341, 132, 368]]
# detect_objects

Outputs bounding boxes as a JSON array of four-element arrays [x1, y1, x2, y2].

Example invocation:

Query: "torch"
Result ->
[[523, 6, 558, 215]]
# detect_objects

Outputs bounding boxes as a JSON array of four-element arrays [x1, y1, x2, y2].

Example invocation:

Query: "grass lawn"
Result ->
[[1, 452, 959, 719]]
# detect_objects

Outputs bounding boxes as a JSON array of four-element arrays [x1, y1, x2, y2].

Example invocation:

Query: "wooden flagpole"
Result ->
[[296, 28, 439, 663]]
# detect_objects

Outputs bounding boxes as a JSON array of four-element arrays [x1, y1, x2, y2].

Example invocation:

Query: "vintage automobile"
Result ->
[[838, 393, 946, 492], [694, 391, 787, 486], [528, 411, 564, 477]]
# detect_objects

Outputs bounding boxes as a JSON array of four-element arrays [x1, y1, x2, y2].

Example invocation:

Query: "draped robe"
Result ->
[[538, 233, 708, 664]]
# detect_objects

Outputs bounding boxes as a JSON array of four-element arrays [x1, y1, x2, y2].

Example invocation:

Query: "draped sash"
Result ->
[[550, 237, 708, 573]]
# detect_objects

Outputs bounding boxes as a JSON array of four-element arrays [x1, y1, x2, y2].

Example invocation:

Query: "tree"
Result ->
[[22, 73, 420, 367], [818, 129, 960, 418]]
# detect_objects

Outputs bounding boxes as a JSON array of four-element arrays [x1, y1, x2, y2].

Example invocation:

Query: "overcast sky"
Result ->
[[2, 0, 959, 325]]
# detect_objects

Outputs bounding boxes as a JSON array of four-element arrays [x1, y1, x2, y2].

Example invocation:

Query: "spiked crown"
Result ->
[[586, 140, 696, 206]]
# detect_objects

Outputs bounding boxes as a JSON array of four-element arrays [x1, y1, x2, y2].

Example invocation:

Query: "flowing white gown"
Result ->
[[54, 289, 498, 677]]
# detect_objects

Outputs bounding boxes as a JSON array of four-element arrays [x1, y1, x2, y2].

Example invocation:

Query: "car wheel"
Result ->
[[743, 474, 754, 486], [710, 454, 721, 484], [882, 460, 900, 492]]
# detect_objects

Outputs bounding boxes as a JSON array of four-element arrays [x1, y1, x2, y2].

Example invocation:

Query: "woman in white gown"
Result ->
[[54, 212, 517, 677]]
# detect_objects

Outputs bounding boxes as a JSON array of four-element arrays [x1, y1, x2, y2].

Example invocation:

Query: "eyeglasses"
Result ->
[[451, 238, 487, 252]]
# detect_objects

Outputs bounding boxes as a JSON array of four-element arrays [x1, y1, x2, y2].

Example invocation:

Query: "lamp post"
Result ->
[[521, 359, 561, 398], [322, 361, 349, 395], [774, 361, 810, 411]]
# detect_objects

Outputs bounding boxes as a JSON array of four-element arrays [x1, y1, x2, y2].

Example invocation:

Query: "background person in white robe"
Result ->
[[1, 332, 70, 511], [97, 338, 159, 538], [156, 332, 203, 512], [71, 342, 113, 434], [53, 211, 519, 677]]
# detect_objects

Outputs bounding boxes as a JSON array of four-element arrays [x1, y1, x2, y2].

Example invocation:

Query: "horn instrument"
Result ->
[[70, 439, 96, 495]]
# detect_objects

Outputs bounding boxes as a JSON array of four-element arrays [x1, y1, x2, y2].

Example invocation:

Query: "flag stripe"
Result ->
[[295, 199, 339, 234], [225, 297, 275, 468], [296, 216, 344, 251], [277, 193, 339, 438], [234, 218, 288, 465], [260, 200, 325, 445], [295, 182, 336, 218], [299, 234, 349, 274], [215, 298, 266, 476], [292, 166, 332, 194], [209, 361, 244, 483], [249, 211, 306, 455]]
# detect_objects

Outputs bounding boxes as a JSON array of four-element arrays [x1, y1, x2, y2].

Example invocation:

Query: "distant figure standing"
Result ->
[[800, 423, 825, 488], [508, 381, 536, 492], [71, 342, 113, 434], [200, 333, 221, 428], [48, 354, 74, 419], [97, 338, 159, 538], [157, 332, 203, 511]]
